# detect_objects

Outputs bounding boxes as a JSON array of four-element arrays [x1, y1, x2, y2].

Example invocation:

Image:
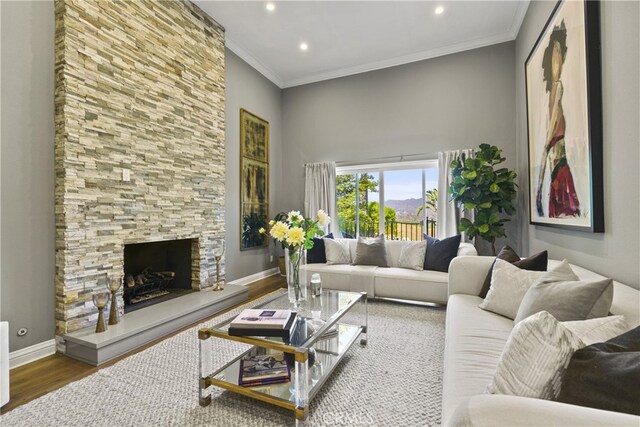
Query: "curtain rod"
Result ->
[[334, 152, 436, 167]]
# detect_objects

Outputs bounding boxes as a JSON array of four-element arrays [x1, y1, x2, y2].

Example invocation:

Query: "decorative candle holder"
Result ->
[[92, 290, 110, 333], [212, 241, 225, 291], [107, 276, 122, 326]]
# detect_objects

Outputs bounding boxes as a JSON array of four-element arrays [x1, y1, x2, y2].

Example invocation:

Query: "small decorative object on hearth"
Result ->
[[261, 210, 330, 304], [92, 290, 110, 333], [107, 276, 122, 325], [213, 241, 225, 291]]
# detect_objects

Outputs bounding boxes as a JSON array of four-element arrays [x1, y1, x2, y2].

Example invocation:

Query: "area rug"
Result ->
[[1, 291, 446, 426]]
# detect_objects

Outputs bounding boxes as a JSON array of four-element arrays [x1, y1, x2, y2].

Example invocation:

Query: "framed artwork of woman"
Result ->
[[525, 0, 604, 232]]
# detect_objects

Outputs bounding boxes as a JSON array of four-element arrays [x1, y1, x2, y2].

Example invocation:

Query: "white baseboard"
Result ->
[[9, 339, 56, 369], [226, 267, 279, 287]]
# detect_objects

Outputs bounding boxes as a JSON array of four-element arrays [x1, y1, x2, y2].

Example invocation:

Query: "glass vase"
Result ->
[[285, 246, 307, 304]]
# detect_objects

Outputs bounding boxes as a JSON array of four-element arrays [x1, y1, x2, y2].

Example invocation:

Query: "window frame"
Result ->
[[336, 159, 438, 239]]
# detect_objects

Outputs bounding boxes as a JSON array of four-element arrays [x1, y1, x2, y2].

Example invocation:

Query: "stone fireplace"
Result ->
[[54, 0, 226, 337]]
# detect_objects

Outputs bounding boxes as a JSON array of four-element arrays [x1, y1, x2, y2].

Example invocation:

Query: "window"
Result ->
[[336, 161, 438, 240]]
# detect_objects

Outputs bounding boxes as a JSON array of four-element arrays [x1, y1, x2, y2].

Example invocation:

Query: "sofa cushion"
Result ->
[[300, 263, 376, 296], [515, 275, 613, 324], [556, 326, 640, 416], [324, 238, 351, 265], [479, 259, 576, 320], [306, 233, 333, 264], [423, 234, 461, 272], [479, 246, 548, 298], [352, 234, 388, 267], [442, 294, 514, 425], [486, 311, 584, 400], [396, 240, 427, 270]]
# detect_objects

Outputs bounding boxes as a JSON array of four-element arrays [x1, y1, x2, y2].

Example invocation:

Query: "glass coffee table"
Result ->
[[198, 289, 368, 423]]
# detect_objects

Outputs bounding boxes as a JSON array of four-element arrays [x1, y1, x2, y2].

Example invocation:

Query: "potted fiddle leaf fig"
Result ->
[[449, 144, 517, 255]]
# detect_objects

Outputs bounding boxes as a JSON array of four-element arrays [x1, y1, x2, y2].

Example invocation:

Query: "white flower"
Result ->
[[287, 210, 302, 223], [316, 209, 331, 227]]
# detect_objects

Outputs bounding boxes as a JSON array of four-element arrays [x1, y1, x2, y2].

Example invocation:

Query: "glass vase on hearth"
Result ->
[[285, 246, 307, 305]]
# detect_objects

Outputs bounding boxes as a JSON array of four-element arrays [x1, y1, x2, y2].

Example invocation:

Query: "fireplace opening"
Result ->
[[123, 239, 196, 313]]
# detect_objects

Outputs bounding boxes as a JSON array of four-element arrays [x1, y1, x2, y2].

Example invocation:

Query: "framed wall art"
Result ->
[[240, 109, 269, 250], [526, 0, 603, 232]]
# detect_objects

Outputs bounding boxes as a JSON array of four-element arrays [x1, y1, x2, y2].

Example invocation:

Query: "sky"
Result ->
[[366, 168, 438, 201]]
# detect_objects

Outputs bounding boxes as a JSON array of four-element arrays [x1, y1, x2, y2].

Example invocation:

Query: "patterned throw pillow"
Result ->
[[486, 311, 585, 400], [324, 238, 352, 265], [397, 240, 427, 271]]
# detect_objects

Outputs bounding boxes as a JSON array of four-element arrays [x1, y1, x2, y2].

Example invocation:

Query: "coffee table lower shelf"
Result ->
[[201, 323, 364, 420]]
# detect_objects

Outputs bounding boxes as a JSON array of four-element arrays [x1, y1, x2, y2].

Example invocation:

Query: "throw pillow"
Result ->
[[397, 240, 427, 271], [423, 234, 461, 272], [556, 326, 640, 416], [514, 274, 614, 324], [479, 259, 576, 320], [324, 238, 351, 265], [562, 315, 628, 346], [352, 234, 388, 267], [306, 233, 333, 264], [478, 246, 548, 298], [486, 311, 584, 400]]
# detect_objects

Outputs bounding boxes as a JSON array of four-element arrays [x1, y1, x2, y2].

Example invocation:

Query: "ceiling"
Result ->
[[193, 1, 530, 88]]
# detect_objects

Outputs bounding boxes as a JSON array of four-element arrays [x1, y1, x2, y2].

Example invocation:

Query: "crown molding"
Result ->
[[509, 1, 531, 39], [281, 31, 516, 89], [225, 36, 284, 88]]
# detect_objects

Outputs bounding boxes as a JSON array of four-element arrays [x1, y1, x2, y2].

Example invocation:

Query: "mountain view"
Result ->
[[385, 198, 424, 222]]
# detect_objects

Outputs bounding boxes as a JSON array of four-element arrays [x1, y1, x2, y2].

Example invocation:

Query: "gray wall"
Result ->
[[515, 1, 640, 289], [1, 1, 55, 351], [281, 42, 517, 253], [224, 49, 283, 281]]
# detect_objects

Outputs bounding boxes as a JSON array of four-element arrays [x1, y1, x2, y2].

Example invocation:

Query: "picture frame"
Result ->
[[525, 0, 603, 232], [240, 109, 269, 250]]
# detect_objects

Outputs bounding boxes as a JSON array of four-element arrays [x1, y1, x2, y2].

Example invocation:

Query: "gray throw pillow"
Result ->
[[352, 234, 388, 267], [514, 275, 614, 324]]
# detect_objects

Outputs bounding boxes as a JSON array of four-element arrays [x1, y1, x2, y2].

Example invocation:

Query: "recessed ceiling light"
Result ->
[[266, 3, 275, 12], [300, 42, 308, 51], [435, 6, 444, 15]]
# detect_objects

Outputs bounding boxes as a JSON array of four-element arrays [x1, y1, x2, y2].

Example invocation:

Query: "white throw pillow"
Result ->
[[486, 311, 584, 400], [324, 238, 351, 265], [479, 259, 577, 320], [397, 240, 427, 271], [562, 315, 628, 346]]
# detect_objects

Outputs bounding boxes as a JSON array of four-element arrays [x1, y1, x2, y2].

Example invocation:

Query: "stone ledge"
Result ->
[[63, 285, 247, 366]]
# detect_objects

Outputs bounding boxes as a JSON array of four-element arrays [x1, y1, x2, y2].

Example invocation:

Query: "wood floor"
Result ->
[[1, 275, 286, 415]]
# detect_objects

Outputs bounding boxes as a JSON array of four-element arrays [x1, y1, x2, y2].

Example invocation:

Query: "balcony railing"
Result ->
[[340, 219, 436, 240]]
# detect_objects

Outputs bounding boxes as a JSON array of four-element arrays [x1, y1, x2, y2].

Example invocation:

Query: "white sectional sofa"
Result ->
[[301, 239, 477, 304], [443, 256, 640, 426]]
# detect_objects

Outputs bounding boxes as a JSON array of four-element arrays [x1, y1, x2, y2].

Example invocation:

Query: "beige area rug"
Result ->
[[1, 291, 446, 426]]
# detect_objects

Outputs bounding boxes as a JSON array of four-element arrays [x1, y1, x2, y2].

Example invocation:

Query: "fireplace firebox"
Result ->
[[123, 239, 195, 312]]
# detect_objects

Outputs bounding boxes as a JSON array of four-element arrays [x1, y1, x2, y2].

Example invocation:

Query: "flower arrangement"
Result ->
[[260, 210, 331, 302]]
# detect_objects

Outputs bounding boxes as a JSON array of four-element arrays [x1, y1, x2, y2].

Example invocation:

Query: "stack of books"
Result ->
[[228, 309, 297, 341], [239, 353, 290, 387]]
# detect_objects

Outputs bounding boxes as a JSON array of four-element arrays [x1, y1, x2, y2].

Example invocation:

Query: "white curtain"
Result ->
[[437, 149, 475, 241], [304, 162, 339, 235]]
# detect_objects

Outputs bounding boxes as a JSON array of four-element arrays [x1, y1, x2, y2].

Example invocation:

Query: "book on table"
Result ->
[[228, 309, 297, 340], [239, 352, 290, 387]]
